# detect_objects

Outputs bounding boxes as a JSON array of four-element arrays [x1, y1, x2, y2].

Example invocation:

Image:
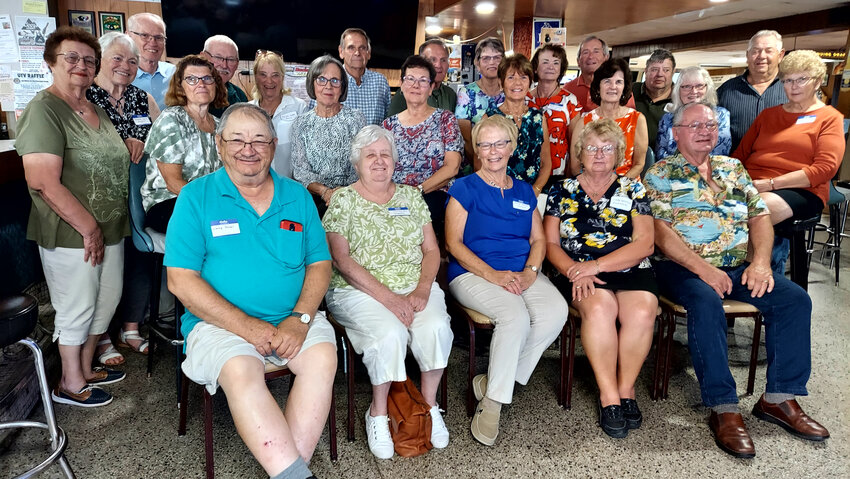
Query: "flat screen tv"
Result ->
[[161, 0, 419, 68]]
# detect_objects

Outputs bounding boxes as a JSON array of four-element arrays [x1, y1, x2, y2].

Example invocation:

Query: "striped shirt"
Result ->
[[716, 70, 786, 152], [311, 68, 390, 125]]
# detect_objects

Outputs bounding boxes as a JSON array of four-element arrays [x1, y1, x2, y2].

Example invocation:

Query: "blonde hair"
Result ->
[[779, 50, 827, 83], [667, 66, 718, 113], [251, 51, 291, 101], [471, 116, 518, 157], [573, 118, 626, 167]]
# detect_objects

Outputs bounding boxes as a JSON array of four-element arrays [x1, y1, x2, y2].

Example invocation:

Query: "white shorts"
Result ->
[[181, 311, 336, 395]]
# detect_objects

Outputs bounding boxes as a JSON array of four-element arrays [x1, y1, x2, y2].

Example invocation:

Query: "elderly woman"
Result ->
[[528, 44, 582, 177], [382, 54, 462, 238], [250, 50, 307, 178], [455, 37, 506, 171], [16, 26, 129, 407], [324, 125, 452, 459], [570, 58, 647, 178], [292, 55, 367, 216], [734, 50, 844, 227], [141, 54, 226, 233], [656, 66, 731, 160], [545, 119, 658, 438], [446, 115, 568, 446], [87, 31, 160, 362], [482, 54, 551, 195]]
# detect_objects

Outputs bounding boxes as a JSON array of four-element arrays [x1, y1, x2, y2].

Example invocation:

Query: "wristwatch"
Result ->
[[291, 311, 311, 325], [417, 184, 425, 194], [525, 264, 539, 273]]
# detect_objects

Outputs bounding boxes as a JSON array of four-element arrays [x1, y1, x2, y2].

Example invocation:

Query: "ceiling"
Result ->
[[428, 0, 850, 68]]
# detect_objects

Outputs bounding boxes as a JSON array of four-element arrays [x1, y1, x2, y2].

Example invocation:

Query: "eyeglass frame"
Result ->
[[401, 75, 432, 88], [316, 76, 342, 88], [183, 75, 216, 86], [673, 121, 719, 132], [56, 51, 99, 69], [129, 30, 167, 44], [679, 83, 707, 92], [584, 144, 616, 156], [780, 76, 814, 87], [220, 137, 275, 152], [204, 50, 239, 66], [476, 139, 512, 151]]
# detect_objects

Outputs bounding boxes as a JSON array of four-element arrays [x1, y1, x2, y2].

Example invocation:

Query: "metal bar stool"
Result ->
[[0, 294, 75, 478]]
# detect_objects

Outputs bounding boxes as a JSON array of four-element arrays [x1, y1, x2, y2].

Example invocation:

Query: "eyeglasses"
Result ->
[[108, 55, 138, 67], [129, 31, 167, 44], [57, 52, 98, 69], [402, 75, 431, 87], [679, 83, 706, 92], [184, 75, 215, 86], [316, 76, 342, 88], [220, 137, 274, 151], [781, 76, 812, 86], [479, 55, 502, 63], [584, 145, 616, 156], [673, 121, 718, 132], [255, 49, 283, 59], [204, 50, 239, 65], [476, 139, 511, 151]]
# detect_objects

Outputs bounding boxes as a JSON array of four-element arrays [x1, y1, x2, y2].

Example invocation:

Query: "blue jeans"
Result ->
[[654, 260, 811, 407]]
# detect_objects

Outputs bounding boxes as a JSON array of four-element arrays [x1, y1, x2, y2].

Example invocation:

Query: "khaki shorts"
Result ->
[[181, 311, 336, 395]]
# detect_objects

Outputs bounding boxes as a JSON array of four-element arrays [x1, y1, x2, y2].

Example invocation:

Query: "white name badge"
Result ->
[[512, 200, 531, 211], [210, 219, 240, 237], [547, 103, 566, 112], [279, 112, 298, 121], [796, 115, 816, 125], [610, 194, 632, 211], [132, 115, 152, 126], [388, 207, 410, 216]]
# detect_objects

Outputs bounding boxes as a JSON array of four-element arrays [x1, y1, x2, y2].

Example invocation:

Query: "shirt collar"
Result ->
[[214, 168, 295, 212]]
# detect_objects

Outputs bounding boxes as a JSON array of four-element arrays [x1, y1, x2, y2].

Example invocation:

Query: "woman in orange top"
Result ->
[[569, 58, 647, 178], [734, 50, 844, 225]]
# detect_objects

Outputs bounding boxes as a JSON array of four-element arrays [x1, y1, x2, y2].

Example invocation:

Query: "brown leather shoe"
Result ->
[[709, 411, 755, 458], [752, 397, 830, 441]]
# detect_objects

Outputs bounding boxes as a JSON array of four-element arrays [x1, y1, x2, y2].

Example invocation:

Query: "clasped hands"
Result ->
[[489, 269, 536, 295], [382, 285, 431, 327], [565, 260, 606, 302], [251, 317, 308, 359]]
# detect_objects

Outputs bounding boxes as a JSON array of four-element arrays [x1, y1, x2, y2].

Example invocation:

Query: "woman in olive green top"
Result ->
[[16, 26, 129, 407]]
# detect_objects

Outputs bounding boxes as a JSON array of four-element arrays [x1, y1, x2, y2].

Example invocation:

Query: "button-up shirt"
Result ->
[[632, 82, 672, 151], [132, 61, 176, 111], [717, 70, 787, 152]]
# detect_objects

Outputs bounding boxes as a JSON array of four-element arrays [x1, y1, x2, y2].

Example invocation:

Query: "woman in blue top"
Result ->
[[445, 115, 568, 447]]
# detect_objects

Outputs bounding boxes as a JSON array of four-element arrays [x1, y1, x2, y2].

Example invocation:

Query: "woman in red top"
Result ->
[[734, 50, 844, 225]]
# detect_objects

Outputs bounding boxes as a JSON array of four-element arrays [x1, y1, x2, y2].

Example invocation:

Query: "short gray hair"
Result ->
[[305, 55, 348, 102], [204, 35, 239, 55], [667, 66, 718, 112], [671, 100, 716, 127], [215, 103, 276, 140], [577, 35, 609, 63], [340, 28, 371, 51], [350, 125, 397, 167], [646, 48, 675, 69], [419, 38, 450, 56], [747, 30, 783, 52], [98, 32, 138, 59], [474, 37, 505, 62], [127, 13, 165, 33]]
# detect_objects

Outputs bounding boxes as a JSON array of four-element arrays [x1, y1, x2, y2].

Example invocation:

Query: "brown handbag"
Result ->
[[386, 377, 433, 457]]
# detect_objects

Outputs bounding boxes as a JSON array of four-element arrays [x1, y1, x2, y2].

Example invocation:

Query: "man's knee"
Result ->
[[218, 355, 266, 392]]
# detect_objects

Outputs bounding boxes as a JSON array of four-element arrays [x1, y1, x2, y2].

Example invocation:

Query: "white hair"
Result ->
[[98, 32, 139, 59], [349, 125, 397, 166], [747, 30, 783, 52], [204, 35, 239, 55], [127, 13, 165, 33]]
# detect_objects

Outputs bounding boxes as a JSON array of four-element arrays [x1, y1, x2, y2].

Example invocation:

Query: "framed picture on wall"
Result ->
[[98, 12, 125, 34], [68, 10, 96, 36]]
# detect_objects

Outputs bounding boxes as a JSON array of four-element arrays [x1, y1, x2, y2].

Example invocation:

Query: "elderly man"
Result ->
[[718, 30, 786, 152], [644, 102, 828, 459], [201, 35, 248, 117], [633, 49, 675, 151], [564, 35, 635, 110], [127, 13, 175, 111], [327, 27, 390, 125], [387, 38, 457, 116], [166, 103, 337, 479]]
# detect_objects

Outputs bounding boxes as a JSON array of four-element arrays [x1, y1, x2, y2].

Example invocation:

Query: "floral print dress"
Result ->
[[486, 106, 546, 184]]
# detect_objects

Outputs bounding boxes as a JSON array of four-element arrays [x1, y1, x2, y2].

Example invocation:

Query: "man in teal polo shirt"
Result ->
[[165, 103, 336, 479]]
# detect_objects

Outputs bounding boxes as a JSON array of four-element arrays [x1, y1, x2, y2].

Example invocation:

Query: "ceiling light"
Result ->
[[425, 25, 442, 35], [709, 0, 728, 3], [505, 50, 514, 56], [475, 2, 496, 15]]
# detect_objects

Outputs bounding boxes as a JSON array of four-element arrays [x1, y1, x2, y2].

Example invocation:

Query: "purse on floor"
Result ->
[[386, 377, 433, 457]]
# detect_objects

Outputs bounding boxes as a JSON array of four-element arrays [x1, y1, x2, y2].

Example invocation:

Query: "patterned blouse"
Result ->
[[323, 184, 431, 290], [527, 88, 582, 171], [486, 105, 546, 184], [455, 82, 505, 125], [291, 106, 366, 189], [141, 107, 221, 211], [643, 153, 768, 268], [655, 106, 732, 160], [86, 83, 152, 141], [382, 109, 464, 187], [582, 108, 641, 175], [545, 176, 652, 270]]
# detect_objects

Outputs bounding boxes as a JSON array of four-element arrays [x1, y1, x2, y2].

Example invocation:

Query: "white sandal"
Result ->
[[118, 329, 149, 355], [96, 339, 125, 366]]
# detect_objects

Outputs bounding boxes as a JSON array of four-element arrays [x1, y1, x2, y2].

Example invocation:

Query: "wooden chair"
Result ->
[[178, 363, 338, 479], [654, 297, 763, 400]]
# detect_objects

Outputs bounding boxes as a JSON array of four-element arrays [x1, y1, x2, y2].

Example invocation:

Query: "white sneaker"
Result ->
[[429, 405, 449, 448], [365, 409, 394, 459]]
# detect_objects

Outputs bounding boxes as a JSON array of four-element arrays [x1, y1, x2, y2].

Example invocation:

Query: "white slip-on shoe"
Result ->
[[364, 409, 394, 459], [429, 406, 449, 448]]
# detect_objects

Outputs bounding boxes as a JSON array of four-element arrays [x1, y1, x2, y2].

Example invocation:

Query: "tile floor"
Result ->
[[2, 244, 849, 479]]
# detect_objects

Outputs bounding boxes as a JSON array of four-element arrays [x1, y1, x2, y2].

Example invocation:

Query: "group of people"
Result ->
[[14, 13, 842, 479]]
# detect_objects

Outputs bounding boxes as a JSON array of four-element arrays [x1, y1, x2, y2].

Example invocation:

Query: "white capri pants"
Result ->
[[39, 243, 124, 346], [181, 311, 336, 395], [326, 282, 453, 386], [449, 272, 567, 404]]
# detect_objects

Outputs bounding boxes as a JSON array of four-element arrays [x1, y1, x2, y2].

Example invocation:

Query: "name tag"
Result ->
[[610, 194, 632, 211], [279, 112, 298, 121], [796, 115, 816, 125], [547, 103, 565, 112], [512, 200, 531, 211], [210, 219, 240, 237], [132, 115, 152, 126], [388, 207, 410, 216]]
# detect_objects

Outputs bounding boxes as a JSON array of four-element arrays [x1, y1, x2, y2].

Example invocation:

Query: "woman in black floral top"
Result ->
[[543, 118, 658, 439]]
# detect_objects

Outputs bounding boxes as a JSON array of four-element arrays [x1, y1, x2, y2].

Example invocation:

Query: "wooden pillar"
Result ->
[[513, 17, 533, 58]]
